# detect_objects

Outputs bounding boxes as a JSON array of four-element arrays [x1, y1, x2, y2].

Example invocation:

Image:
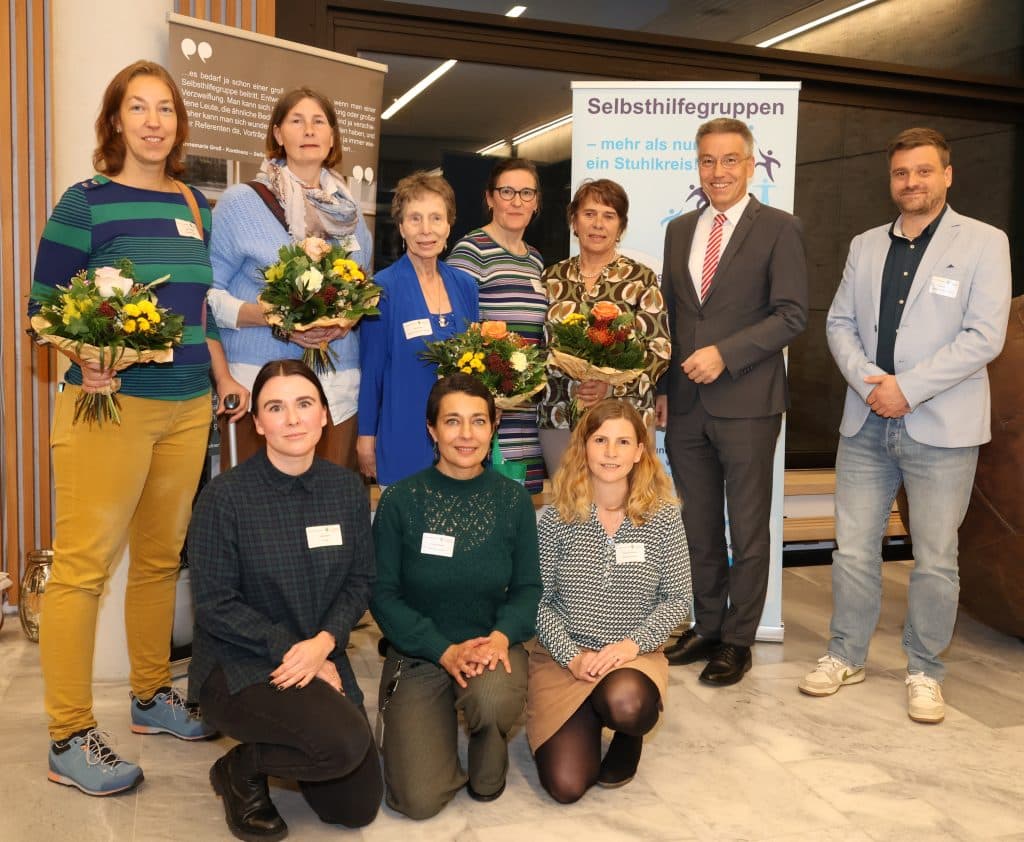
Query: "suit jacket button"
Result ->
[[697, 313, 704, 321]]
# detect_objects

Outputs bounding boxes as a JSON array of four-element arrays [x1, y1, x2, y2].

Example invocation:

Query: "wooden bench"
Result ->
[[783, 468, 908, 543]]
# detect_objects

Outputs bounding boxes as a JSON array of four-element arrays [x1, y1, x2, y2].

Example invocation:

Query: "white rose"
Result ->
[[93, 266, 132, 297], [510, 351, 528, 372], [297, 267, 324, 294]]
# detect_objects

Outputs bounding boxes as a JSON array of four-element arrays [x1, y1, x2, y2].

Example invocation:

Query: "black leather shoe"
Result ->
[[665, 628, 721, 666], [210, 746, 288, 841], [597, 732, 642, 788], [699, 644, 752, 686]]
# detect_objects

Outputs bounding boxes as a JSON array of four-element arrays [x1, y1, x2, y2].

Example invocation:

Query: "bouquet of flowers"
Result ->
[[258, 236, 381, 375], [420, 320, 546, 410], [547, 300, 646, 386], [29, 259, 184, 425]]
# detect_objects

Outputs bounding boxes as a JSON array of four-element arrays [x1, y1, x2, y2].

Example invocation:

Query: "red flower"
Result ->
[[321, 286, 338, 305], [587, 326, 614, 347], [500, 377, 515, 394], [98, 302, 117, 319], [614, 328, 631, 343]]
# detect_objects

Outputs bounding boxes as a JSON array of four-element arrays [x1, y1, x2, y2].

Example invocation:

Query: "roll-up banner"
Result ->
[[571, 81, 802, 641], [167, 13, 386, 210]]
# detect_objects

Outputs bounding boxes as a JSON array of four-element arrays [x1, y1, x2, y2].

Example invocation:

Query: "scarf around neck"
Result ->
[[255, 158, 360, 251]]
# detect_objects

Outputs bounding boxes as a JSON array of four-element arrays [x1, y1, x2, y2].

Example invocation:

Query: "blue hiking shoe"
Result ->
[[130, 686, 217, 741], [48, 728, 144, 796]]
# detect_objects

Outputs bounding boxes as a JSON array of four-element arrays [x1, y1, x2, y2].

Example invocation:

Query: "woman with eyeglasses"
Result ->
[[370, 374, 541, 819], [537, 178, 671, 475], [448, 158, 548, 493]]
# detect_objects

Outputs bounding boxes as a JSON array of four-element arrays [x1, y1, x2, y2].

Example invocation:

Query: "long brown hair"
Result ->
[[93, 61, 189, 177], [551, 399, 677, 526]]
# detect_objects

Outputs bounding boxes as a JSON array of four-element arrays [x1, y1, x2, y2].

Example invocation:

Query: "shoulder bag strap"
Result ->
[[247, 181, 289, 233]]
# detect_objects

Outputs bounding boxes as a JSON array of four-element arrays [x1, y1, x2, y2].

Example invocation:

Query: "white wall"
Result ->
[[53, 0, 174, 194], [52, 0, 175, 681]]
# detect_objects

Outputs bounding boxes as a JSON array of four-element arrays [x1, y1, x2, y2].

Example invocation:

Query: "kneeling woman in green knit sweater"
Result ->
[[370, 373, 542, 819]]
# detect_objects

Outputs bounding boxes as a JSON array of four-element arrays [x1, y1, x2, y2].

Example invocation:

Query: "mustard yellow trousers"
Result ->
[[41, 386, 209, 740]]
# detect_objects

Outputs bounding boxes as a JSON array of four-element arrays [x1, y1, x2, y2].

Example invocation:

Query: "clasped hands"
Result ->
[[864, 374, 910, 418], [288, 325, 348, 349], [568, 638, 640, 683], [269, 630, 342, 693], [439, 630, 511, 689]]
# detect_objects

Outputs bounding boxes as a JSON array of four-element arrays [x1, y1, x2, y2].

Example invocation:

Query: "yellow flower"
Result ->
[[149, 311, 161, 324], [562, 312, 587, 326], [457, 352, 474, 367], [471, 359, 485, 372], [123, 319, 137, 334], [139, 300, 158, 318], [473, 352, 484, 360], [264, 263, 285, 282], [137, 318, 151, 332], [460, 366, 472, 374], [123, 303, 141, 317], [332, 258, 359, 277]]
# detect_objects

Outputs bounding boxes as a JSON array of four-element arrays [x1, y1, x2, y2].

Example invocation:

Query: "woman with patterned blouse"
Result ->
[[538, 178, 671, 475], [528, 399, 691, 802], [448, 158, 548, 493]]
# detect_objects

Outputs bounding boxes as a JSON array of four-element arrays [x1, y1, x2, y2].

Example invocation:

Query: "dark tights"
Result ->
[[534, 668, 660, 803]]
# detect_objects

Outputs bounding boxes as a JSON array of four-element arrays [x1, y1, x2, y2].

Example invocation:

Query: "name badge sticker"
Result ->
[[306, 524, 343, 549], [615, 543, 646, 565], [421, 532, 456, 557], [403, 318, 432, 340], [175, 218, 202, 239], [929, 276, 959, 299]]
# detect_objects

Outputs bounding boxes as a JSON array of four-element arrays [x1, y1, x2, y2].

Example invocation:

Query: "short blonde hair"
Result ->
[[551, 399, 677, 526]]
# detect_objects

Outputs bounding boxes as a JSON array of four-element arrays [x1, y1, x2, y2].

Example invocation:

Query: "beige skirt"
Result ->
[[525, 643, 669, 752]]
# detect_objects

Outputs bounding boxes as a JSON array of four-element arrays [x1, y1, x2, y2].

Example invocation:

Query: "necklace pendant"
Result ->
[[438, 314, 449, 328]]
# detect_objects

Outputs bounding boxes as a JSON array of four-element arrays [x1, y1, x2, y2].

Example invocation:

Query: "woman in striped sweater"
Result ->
[[447, 158, 548, 493], [30, 61, 244, 798]]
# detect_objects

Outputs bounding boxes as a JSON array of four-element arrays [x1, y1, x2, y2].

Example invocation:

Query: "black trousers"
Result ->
[[665, 403, 781, 646], [200, 666, 383, 827]]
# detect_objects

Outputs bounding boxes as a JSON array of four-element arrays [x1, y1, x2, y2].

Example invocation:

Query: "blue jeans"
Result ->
[[828, 413, 978, 681]]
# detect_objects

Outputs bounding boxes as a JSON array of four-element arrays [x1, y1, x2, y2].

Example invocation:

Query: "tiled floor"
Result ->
[[2, 561, 1023, 841]]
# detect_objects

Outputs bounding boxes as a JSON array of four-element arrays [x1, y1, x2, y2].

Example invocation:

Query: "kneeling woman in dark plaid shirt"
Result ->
[[188, 359, 382, 839]]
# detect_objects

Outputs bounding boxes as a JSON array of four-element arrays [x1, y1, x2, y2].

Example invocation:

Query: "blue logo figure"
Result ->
[[754, 147, 781, 182], [660, 186, 710, 227]]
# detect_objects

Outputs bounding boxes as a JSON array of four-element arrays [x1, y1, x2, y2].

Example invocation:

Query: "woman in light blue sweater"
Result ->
[[209, 86, 372, 470]]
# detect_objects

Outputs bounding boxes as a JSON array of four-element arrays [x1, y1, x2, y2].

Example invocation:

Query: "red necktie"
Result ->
[[700, 213, 727, 303]]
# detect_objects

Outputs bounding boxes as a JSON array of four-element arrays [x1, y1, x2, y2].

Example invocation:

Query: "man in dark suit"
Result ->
[[656, 118, 808, 685]]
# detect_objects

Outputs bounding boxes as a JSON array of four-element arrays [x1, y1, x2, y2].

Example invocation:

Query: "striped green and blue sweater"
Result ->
[[31, 175, 218, 400]]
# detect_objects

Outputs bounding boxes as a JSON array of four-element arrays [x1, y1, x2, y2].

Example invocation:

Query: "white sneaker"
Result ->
[[906, 673, 944, 723], [798, 653, 865, 697]]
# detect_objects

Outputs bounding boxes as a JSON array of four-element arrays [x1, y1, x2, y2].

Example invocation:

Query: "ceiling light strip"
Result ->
[[756, 0, 882, 48], [381, 7, 527, 120]]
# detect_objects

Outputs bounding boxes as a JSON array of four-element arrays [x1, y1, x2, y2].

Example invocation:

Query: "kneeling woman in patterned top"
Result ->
[[371, 373, 542, 819], [528, 399, 691, 802]]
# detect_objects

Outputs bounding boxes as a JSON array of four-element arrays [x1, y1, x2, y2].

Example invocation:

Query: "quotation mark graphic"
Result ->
[[181, 38, 213, 62]]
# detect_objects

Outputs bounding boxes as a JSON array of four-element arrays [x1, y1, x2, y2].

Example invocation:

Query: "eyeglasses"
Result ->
[[494, 186, 538, 202], [697, 155, 749, 170]]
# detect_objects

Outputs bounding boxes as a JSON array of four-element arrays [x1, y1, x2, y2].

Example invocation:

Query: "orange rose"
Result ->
[[480, 320, 509, 341], [591, 301, 622, 322]]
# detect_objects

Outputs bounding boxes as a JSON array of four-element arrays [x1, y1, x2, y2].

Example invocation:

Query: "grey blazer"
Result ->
[[827, 206, 1011, 448], [660, 196, 808, 418]]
